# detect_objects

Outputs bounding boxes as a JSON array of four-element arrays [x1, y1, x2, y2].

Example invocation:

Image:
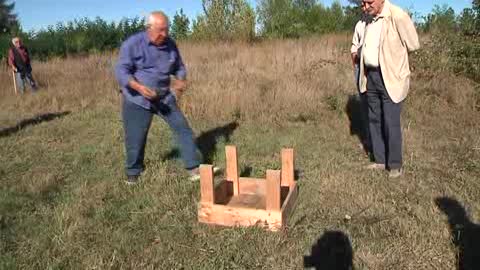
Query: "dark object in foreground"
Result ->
[[304, 230, 354, 270]]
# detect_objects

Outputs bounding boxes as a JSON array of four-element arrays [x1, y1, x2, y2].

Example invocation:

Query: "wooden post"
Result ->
[[12, 71, 18, 95], [266, 170, 281, 210], [281, 148, 294, 187], [225, 145, 240, 196], [200, 165, 215, 204]]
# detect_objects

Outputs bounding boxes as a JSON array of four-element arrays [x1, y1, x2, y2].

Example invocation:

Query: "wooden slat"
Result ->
[[239, 177, 265, 182], [200, 165, 215, 203], [198, 202, 282, 231], [266, 170, 281, 210], [281, 148, 295, 187], [225, 145, 240, 195], [239, 177, 265, 195], [226, 194, 265, 209], [281, 183, 298, 228]]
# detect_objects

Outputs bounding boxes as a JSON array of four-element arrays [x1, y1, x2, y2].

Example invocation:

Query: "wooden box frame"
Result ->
[[198, 146, 298, 231]]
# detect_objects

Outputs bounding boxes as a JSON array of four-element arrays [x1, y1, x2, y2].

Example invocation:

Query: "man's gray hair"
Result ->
[[145, 11, 169, 29]]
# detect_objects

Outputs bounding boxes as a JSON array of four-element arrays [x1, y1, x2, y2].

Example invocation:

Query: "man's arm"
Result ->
[[170, 41, 188, 97], [395, 11, 420, 52], [8, 49, 17, 72], [115, 39, 157, 100], [350, 21, 363, 68]]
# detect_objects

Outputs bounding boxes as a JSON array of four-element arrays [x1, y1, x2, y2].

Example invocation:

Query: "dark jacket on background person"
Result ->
[[8, 46, 32, 75]]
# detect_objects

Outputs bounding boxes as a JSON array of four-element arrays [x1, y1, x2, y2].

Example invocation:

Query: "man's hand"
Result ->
[[128, 79, 158, 100], [138, 85, 158, 100], [171, 79, 187, 99], [351, 53, 358, 69]]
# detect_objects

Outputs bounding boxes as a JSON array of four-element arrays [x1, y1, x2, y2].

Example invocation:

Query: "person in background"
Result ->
[[8, 37, 38, 93], [115, 11, 216, 185], [359, 0, 420, 178], [350, 2, 371, 155]]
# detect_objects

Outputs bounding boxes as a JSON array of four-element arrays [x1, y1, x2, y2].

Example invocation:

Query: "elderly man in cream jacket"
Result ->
[[359, 0, 420, 178]]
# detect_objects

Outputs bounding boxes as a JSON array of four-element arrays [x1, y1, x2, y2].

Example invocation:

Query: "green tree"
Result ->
[[171, 9, 190, 40], [423, 4, 457, 33], [459, 7, 477, 35], [257, 0, 297, 38], [473, 0, 480, 34], [257, 0, 350, 38], [343, 0, 363, 30], [0, 0, 17, 33], [192, 0, 255, 41]]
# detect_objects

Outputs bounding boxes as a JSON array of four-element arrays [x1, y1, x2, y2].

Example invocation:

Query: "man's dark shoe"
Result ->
[[125, 175, 139, 185]]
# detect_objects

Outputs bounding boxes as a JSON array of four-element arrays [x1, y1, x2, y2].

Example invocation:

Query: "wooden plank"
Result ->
[[200, 165, 215, 204], [225, 145, 240, 195], [239, 177, 265, 195], [281, 183, 298, 228], [12, 71, 18, 95], [214, 179, 266, 204], [266, 170, 281, 211], [198, 202, 282, 231], [226, 194, 265, 209], [281, 148, 295, 187], [239, 177, 265, 182]]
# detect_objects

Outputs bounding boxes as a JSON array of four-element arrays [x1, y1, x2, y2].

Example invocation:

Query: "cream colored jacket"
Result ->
[[359, 0, 420, 103]]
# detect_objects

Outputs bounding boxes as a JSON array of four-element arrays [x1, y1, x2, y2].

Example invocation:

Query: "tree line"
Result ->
[[0, 0, 479, 64], [0, 0, 364, 59]]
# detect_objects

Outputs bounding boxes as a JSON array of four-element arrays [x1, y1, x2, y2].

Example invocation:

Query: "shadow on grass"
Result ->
[[435, 197, 480, 270], [304, 230, 354, 270], [345, 94, 371, 157], [0, 111, 71, 138], [163, 121, 239, 164], [196, 121, 239, 164]]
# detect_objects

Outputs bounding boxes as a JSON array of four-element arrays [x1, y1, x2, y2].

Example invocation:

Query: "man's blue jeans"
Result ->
[[15, 72, 37, 93], [122, 95, 201, 176]]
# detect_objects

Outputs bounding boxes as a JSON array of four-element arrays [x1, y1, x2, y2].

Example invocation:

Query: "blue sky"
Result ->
[[14, 0, 473, 32]]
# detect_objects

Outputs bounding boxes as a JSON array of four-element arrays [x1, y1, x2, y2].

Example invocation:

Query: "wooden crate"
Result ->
[[198, 146, 298, 231]]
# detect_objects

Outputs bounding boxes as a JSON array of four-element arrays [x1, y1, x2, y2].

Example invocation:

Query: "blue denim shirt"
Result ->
[[115, 31, 186, 109]]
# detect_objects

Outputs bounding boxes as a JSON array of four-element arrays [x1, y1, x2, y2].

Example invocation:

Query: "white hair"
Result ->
[[11, 37, 19, 45], [146, 11, 169, 29]]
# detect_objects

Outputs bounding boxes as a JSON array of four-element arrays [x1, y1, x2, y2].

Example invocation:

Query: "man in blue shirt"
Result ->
[[115, 11, 201, 184]]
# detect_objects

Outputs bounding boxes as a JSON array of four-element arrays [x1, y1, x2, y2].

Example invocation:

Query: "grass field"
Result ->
[[0, 34, 479, 269]]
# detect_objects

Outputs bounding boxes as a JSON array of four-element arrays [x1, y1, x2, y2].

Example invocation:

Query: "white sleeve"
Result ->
[[351, 21, 362, 54]]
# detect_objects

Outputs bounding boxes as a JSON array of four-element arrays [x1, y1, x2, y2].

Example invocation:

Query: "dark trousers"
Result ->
[[355, 64, 371, 153], [122, 96, 200, 176], [359, 92, 371, 152], [366, 68, 402, 170]]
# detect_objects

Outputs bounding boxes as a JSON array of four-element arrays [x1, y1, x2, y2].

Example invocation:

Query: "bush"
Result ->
[[191, 0, 255, 41], [257, 0, 354, 38]]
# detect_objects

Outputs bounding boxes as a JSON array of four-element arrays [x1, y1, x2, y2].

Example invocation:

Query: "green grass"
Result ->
[[1, 100, 479, 269]]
